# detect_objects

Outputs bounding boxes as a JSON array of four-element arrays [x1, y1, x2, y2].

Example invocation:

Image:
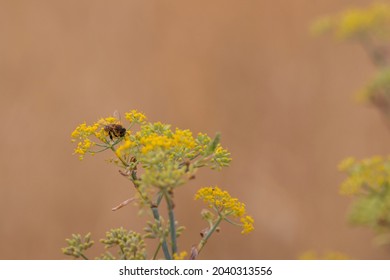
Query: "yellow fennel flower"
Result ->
[[195, 186, 254, 234], [125, 110, 147, 124], [241, 215, 255, 234]]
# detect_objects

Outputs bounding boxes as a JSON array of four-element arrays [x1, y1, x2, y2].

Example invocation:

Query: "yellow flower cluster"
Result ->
[[71, 117, 118, 159], [211, 145, 231, 169], [240, 215, 255, 234], [195, 186, 254, 234], [71, 122, 98, 139], [173, 129, 196, 150], [71, 110, 146, 160], [71, 122, 100, 160], [311, 3, 390, 40], [139, 128, 196, 155], [195, 186, 245, 216], [337, 156, 356, 171], [337, 9, 370, 38], [125, 110, 147, 124], [98, 116, 118, 125], [115, 139, 134, 157], [338, 155, 390, 195], [140, 133, 172, 154]]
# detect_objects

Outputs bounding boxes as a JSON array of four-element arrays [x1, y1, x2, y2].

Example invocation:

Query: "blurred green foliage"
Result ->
[[313, 2, 390, 250], [312, 2, 390, 109]]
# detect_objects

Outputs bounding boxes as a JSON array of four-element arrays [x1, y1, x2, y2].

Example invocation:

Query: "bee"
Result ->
[[104, 110, 126, 140], [104, 123, 126, 140]]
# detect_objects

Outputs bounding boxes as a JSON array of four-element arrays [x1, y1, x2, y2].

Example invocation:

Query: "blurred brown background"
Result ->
[[1, 0, 389, 259]]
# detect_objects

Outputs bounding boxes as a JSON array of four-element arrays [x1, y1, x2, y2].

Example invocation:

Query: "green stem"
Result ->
[[79, 253, 88, 260], [224, 216, 241, 226], [131, 170, 138, 183], [89, 146, 111, 153], [197, 216, 223, 256], [153, 242, 162, 260], [94, 143, 110, 147], [151, 206, 171, 260], [164, 191, 177, 255], [156, 192, 164, 206], [120, 246, 126, 260], [129, 171, 151, 207], [127, 122, 135, 131], [108, 144, 129, 167]]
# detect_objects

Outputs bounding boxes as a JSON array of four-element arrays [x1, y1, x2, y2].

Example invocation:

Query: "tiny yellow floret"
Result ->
[[173, 251, 188, 260], [241, 215, 255, 234]]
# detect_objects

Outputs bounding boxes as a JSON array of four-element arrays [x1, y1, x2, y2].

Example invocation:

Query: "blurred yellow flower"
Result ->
[[339, 155, 390, 195], [338, 157, 356, 171], [299, 250, 349, 260], [311, 3, 390, 40]]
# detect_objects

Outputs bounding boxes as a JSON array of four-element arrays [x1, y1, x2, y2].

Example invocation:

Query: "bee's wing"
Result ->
[[113, 110, 121, 122]]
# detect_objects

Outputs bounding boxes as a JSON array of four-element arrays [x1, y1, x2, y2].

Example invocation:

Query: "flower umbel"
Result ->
[[195, 186, 245, 217], [240, 215, 255, 234], [195, 186, 254, 234], [100, 228, 146, 260], [61, 233, 94, 260], [125, 110, 147, 124]]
